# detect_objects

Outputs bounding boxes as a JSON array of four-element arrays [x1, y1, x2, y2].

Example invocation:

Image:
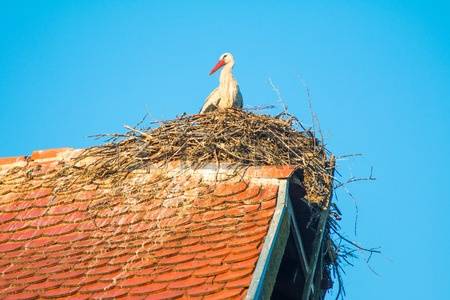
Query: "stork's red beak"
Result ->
[[209, 59, 225, 75]]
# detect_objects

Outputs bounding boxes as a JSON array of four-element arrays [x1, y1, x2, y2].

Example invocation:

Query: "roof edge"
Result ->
[[0, 147, 298, 180], [159, 161, 298, 181], [246, 179, 291, 300]]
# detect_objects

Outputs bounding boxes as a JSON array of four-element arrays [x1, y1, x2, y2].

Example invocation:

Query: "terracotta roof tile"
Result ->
[[244, 165, 295, 179], [0, 156, 26, 166], [167, 277, 207, 290], [224, 275, 254, 289], [0, 149, 294, 299], [25, 237, 55, 249], [15, 275, 47, 286], [203, 288, 244, 300], [195, 247, 231, 260], [0, 212, 16, 223], [61, 275, 99, 288], [0, 241, 23, 252], [24, 280, 62, 292], [213, 181, 248, 197], [91, 288, 129, 299], [153, 270, 192, 283], [173, 259, 209, 272], [2, 291, 39, 300], [215, 268, 254, 283], [30, 148, 72, 161], [1, 284, 26, 295], [192, 264, 230, 278], [40, 286, 80, 299], [187, 282, 225, 297], [47, 270, 85, 281], [129, 283, 168, 296], [118, 276, 152, 288], [78, 280, 113, 294], [142, 289, 184, 300], [224, 248, 261, 264], [159, 253, 195, 265], [85, 265, 122, 277]]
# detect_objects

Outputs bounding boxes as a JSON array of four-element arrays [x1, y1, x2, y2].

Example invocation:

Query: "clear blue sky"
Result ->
[[1, 1, 449, 299]]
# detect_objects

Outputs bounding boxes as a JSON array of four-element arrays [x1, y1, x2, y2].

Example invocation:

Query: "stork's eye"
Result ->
[[223, 54, 228, 59]]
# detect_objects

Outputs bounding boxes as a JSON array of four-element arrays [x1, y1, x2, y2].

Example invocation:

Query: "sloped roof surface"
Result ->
[[0, 148, 295, 300]]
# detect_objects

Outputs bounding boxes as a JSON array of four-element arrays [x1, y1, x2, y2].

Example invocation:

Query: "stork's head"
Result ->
[[209, 52, 234, 75]]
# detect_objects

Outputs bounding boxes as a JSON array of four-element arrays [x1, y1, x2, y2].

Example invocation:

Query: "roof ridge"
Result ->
[[0, 147, 298, 180]]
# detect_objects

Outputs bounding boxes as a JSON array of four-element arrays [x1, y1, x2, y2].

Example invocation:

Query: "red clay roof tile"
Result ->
[[224, 275, 254, 289], [40, 286, 80, 299], [203, 287, 244, 300], [0, 149, 293, 299], [0, 156, 26, 166], [224, 248, 261, 264], [152, 270, 192, 283], [187, 282, 225, 297], [192, 264, 230, 278], [2, 291, 39, 300], [129, 283, 168, 295], [17, 275, 47, 286], [2, 284, 26, 295], [166, 276, 207, 290], [0, 241, 23, 252], [24, 280, 62, 292], [245, 165, 295, 179], [213, 181, 248, 197], [30, 148, 72, 161], [0, 212, 16, 223], [215, 268, 254, 283], [143, 289, 184, 300], [61, 275, 99, 288], [91, 288, 129, 299], [118, 276, 152, 289], [47, 270, 85, 281], [78, 280, 113, 294], [195, 247, 231, 260]]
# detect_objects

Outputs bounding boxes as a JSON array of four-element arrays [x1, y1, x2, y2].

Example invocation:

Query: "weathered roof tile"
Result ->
[[90, 288, 129, 300], [213, 181, 248, 197], [129, 282, 168, 295], [3, 291, 39, 300], [24, 280, 61, 292], [142, 289, 184, 300], [187, 282, 225, 297], [166, 276, 207, 290], [40, 286, 79, 299], [0, 149, 295, 299], [118, 276, 152, 289], [203, 287, 244, 300]]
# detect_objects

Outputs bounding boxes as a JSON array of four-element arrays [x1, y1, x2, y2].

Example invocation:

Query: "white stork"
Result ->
[[200, 52, 243, 113]]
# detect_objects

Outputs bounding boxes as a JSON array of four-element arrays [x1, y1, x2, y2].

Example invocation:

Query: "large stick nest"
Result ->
[[69, 108, 333, 205]]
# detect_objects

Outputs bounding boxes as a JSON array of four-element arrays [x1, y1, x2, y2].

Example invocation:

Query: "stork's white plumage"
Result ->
[[200, 52, 243, 113]]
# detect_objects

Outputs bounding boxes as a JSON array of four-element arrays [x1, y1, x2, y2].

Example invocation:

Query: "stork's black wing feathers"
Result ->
[[199, 103, 218, 113]]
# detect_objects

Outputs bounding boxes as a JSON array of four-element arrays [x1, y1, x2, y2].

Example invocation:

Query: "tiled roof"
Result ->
[[0, 148, 297, 300]]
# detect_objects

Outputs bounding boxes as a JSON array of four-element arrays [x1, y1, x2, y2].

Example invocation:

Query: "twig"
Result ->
[[268, 78, 288, 113], [334, 167, 376, 189], [123, 125, 152, 139]]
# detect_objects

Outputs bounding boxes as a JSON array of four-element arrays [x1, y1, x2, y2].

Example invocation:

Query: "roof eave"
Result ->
[[245, 179, 291, 300]]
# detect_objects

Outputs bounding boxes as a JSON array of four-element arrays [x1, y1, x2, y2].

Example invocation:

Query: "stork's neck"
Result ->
[[219, 63, 235, 84]]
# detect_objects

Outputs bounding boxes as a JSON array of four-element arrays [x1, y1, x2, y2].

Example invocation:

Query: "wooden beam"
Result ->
[[302, 156, 335, 300], [302, 209, 329, 300], [286, 196, 314, 295]]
